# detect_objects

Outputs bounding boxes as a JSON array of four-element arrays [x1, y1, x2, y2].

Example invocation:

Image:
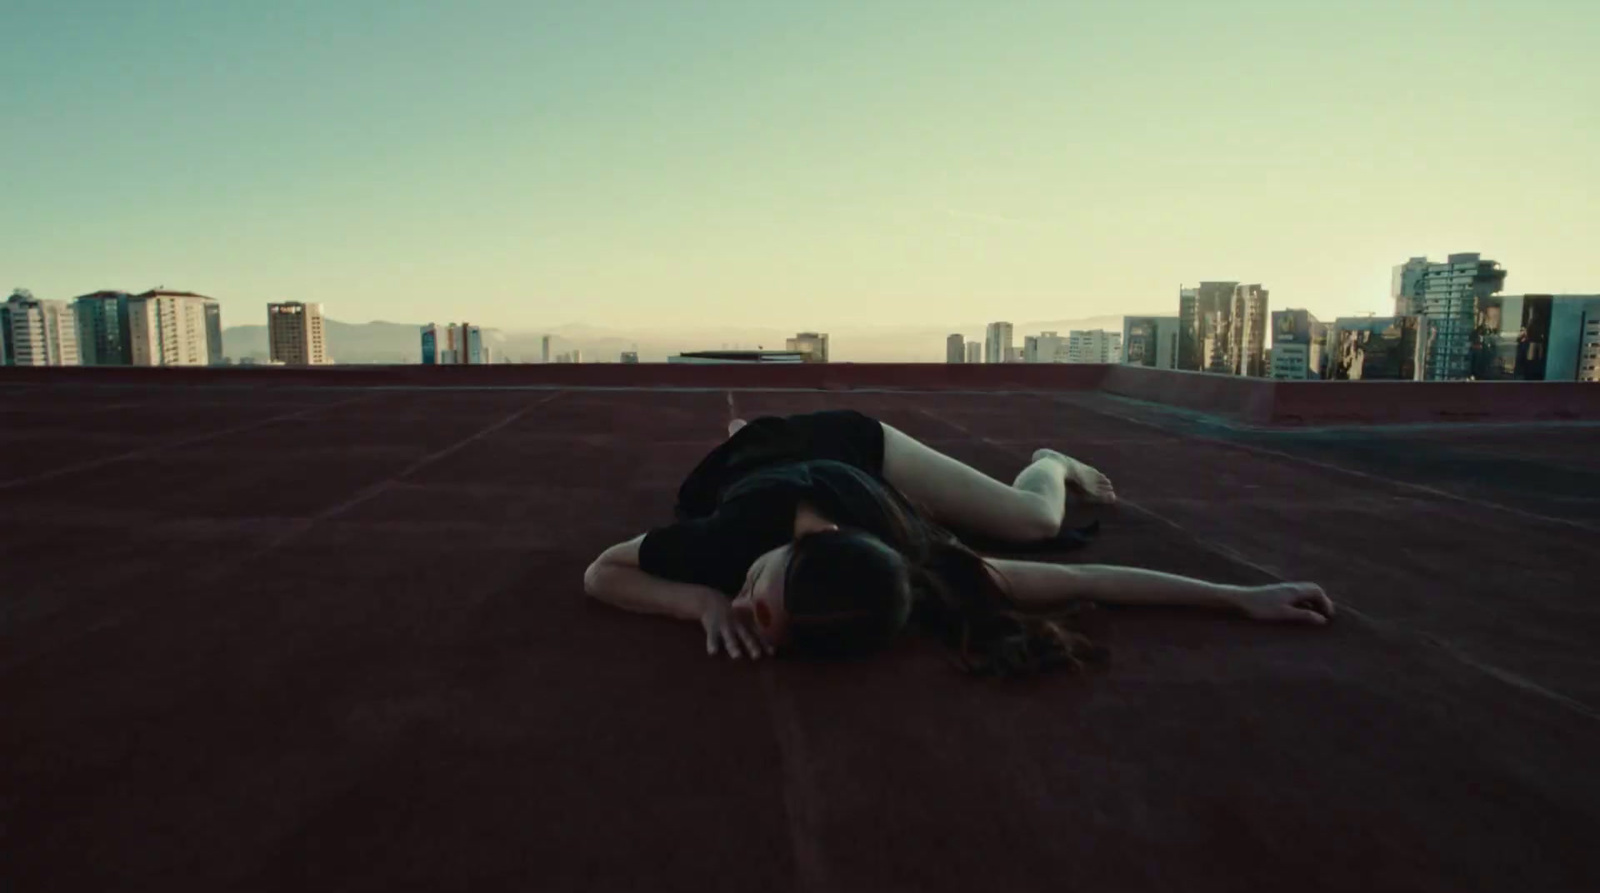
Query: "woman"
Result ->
[[584, 409, 1333, 675]]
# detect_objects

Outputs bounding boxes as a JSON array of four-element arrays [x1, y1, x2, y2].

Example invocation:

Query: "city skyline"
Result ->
[[4, 1, 1596, 329]]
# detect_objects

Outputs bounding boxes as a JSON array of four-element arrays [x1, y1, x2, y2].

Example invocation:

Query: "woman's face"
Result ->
[[732, 506, 838, 647], [731, 543, 793, 644]]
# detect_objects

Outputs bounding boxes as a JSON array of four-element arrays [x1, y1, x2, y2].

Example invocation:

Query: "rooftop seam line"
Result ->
[[1414, 632, 1600, 723], [302, 390, 569, 525], [912, 405, 1288, 579], [760, 667, 832, 893], [0, 391, 571, 678], [1025, 394, 1600, 723], [741, 388, 832, 890], [1053, 394, 1600, 537], [1100, 392, 1600, 436], [0, 392, 386, 491]]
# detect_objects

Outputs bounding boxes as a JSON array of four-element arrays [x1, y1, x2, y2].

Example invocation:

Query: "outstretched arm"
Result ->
[[583, 535, 769, 658], [985, 559, 1334, 625]]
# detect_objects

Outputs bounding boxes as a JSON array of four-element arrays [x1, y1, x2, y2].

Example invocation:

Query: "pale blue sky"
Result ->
[[3, 0, 1595, 332]]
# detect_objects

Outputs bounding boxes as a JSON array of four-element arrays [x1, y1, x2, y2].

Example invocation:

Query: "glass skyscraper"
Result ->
[[73, 291, 132, 366], [1392, 253, 1507, 381]]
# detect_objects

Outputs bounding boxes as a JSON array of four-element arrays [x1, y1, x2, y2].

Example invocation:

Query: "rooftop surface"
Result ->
[[3, 367, 1597, 892]]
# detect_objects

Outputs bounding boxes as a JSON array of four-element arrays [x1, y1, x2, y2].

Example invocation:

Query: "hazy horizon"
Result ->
[[5, 1, 1595, 329], [216, 312, 1157, 363]]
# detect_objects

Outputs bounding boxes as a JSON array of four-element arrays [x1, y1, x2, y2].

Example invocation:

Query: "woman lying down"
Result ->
[[585, 410, 1333, 676]]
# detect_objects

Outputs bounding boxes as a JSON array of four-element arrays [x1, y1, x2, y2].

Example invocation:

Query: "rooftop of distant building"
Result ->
[[2, 363, 1597, 892]]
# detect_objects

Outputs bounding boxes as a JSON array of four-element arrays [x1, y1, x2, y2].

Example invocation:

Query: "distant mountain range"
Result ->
[[222, 314, 1156, 364]]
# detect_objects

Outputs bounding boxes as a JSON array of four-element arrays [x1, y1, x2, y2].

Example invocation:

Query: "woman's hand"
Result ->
[[1234, 583, 1336, 625], [701, 597, 772, 659]]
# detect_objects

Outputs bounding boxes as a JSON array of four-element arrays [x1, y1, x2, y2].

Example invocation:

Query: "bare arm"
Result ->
[[583, 535, 721, 621], [986, 559, 1334, 624], [583, 535, 769, 657]]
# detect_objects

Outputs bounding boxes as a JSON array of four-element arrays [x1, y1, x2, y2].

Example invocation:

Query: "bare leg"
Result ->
[[880, 423, 1114, 543]]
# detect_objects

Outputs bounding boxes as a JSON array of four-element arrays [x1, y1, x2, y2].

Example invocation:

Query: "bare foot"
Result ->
[[1033, 448, 1117, 504]]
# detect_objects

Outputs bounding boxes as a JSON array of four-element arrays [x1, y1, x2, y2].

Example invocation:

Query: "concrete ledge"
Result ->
[[1271, 379, 1600, 426], [1101, 365, 1279, 424], [0, 362, 1113, 391], [4, 363, 1598, 426]]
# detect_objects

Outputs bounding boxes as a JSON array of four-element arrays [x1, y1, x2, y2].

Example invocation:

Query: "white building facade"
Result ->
[[1067, 329, 1122, 364], [1, 290, 80, 366], [128, 292, 220, 366], [1022, 331, 1068, 363]]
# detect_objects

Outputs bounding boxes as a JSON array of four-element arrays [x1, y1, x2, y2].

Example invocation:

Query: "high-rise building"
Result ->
[[421, 323, 439, 364], [541, 335, 552, 363], [985, 322, 1013, 364], [1327, 316, 1426, 380], [1229, 284, 1269, 376], [1067, 330, 1121, 364], [73, 291, 133, 366], [1023, 332, 1067, 363], [266, 301, 329, 366], [1177, 281, 1267, 375], [1120, 316, 1181, 370], [571, 348, 582, 364], [1176, 287, 1198, 368], [464, 324, 484, 364], [1270, 309, 1325, 379], [1469, 295, 1550, 380], [1391, 253, 1507, 381], [2, 290, 80, 366], [943, 334, 964, 363], [1178, 282, 1237, 371], [204, 300, 223, 365], [1526, 296, 1600, 382], [786, 332, 829, 363], [126, 290, 221, 366], [965, 341, 982, 364], [1580, 317, 1600, 383], [1391, 257, 1431, 316]]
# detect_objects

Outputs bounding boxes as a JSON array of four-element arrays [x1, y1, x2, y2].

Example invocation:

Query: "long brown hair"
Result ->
[[740, 460, 1104, 676]]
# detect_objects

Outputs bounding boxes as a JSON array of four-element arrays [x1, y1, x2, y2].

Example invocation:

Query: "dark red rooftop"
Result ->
[[2, 364, 1596, 892]]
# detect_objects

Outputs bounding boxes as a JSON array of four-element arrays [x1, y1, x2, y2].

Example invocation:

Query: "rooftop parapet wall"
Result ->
[[4, 363, 1598, 425]]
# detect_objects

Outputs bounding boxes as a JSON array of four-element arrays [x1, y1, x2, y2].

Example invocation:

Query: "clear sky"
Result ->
[[3, 0, 1595, 331]]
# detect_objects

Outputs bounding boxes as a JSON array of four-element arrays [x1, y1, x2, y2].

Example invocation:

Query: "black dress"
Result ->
[[671, 409, 886, 521], [638, 410, 889, 597], [635, 409, 1095, 596]]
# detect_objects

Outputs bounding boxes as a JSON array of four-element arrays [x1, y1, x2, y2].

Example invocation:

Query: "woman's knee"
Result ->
[[1007, 495, 1063, 542]]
